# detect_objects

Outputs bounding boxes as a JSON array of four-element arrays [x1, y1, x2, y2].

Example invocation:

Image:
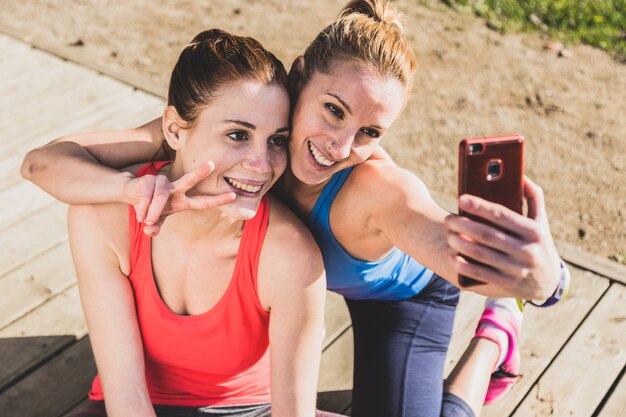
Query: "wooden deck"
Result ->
[[1, 33, 624, 416]]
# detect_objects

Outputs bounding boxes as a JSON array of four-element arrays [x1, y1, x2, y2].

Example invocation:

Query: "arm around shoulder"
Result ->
[[258, 198, 326, 417], [21, 118, 164, 204]]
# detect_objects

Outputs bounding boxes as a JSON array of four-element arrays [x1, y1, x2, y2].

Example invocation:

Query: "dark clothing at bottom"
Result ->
[[66, 401, 345, 417], [65, 401, 272, 417], [347, 274, 474, 417]]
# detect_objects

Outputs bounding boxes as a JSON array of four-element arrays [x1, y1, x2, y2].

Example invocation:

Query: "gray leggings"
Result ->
[[66, 401, 345, 417]]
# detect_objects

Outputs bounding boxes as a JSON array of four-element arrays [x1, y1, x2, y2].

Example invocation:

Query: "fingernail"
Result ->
[[459, 195, 470, 206]]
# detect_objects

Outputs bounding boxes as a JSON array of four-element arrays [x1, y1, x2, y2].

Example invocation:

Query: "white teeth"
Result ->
[[308, 141, 335, 167], [226, 178, 262, 193]]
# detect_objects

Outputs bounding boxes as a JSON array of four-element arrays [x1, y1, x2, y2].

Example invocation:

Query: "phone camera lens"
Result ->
[[469, 143, 484, 154], [487, 161, 502, 179]]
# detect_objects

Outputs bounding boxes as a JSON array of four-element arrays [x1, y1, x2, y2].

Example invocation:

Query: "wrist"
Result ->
[[118, 171, 137, 205], [530, 260, 571, 308]]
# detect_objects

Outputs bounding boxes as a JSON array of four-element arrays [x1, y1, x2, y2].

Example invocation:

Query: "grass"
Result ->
[[443, 0, 626, 62]]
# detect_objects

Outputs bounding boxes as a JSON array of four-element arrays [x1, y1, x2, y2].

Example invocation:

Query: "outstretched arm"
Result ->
[[21, 118, 165, 204], [362, 162, 561, 300], [68, 204, 155, 417]]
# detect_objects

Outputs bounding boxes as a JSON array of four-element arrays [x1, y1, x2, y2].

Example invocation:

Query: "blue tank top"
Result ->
[[307, 167, 434, 300]]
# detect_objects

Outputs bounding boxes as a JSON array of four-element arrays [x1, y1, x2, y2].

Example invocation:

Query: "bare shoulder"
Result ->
[[257, 196, 325, 309], [67, 203, 131, 273], [263, 195, 322, 272], [346, 160, 433, 211]]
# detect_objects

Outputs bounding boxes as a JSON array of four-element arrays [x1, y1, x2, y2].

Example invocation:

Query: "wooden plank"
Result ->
[[513, 284, 626, 417], [0, 93, 163, 192], [557, 241, 626, 285], [0, 81, 130, 150], [0, 180, 55, 232], [0, 203, 67, 279], [318, 328, 354, 393], [484, 266, 610, 417], [318, 290, 352, 414], [0, 335, 75, 392], [0, 153, 24, 191], [0, 336, 96, 417], [0, 284, 86, 338], [598, 371, 626, 417], [0, 79, 158, 154], [0, 47, 43, 82], [444, 291, 486, 375], [317, 389, 353, 415], [62, 398, 92, 417], [0, 61, 94, 115], [323, 291, 351, 350], [0, 241, 74, 329]]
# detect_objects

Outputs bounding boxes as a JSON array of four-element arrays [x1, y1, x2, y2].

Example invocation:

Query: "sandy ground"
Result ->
[[1, 0, 624, 261]]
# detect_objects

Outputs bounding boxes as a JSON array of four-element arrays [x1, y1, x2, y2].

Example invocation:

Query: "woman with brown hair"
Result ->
[[52, 29, 343, 417]]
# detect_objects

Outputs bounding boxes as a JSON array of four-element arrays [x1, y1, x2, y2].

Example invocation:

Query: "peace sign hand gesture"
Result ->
[[123, 161, 236, 237]]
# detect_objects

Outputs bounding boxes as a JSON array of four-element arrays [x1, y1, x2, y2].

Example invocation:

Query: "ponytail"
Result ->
[[300, 0, 415, 91]]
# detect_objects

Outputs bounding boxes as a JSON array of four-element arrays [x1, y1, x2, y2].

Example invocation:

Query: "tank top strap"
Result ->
[[234, 195, 270, 308], [308, 167, 354, 229]]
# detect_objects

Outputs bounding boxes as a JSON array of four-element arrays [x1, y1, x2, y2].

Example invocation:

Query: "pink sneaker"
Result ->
[[473, 307, 521, 404]]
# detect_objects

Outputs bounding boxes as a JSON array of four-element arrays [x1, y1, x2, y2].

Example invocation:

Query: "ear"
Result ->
[[162, 106, 185, 150], [288, 55, 306, 93]]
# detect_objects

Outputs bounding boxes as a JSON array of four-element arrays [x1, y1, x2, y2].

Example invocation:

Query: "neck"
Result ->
[[163, 208, 244, 242], [275, 165, 329, 219]]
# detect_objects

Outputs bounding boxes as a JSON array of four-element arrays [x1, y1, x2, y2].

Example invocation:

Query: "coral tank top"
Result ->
[[89, 161, 271, 407]]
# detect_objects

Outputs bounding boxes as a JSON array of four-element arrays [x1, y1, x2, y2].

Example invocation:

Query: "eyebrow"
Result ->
[[225, 120, 256, 129], [327, 94, 386, 131], [327, 93, 352, 115], [225, 119, 289, 134]]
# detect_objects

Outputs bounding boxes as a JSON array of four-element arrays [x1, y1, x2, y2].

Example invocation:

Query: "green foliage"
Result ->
[[444, 0, 626, 61]]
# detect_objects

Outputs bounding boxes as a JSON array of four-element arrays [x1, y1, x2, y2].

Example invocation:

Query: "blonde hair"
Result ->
[[300, 0, 416, 91]]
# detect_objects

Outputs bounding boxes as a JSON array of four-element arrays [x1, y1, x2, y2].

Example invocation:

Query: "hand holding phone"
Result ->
[[457, 134, 525, 287]]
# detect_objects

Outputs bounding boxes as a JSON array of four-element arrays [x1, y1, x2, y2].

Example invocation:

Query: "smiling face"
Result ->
[[288, 60, 407, 186], [167, 80, 290, 220]]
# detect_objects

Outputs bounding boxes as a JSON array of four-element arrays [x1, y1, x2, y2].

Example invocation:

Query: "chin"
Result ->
[[221, 203, 261, 221], [294, 163, 334, 186]]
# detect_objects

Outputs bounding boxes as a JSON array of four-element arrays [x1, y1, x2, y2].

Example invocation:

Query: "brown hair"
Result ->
[[169, 29, 288, 125], [159, 29, 288, 158], [299, 0, 416, 91]]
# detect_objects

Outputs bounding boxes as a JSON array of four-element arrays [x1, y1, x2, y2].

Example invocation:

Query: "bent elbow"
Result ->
[[20, 149, 38, 181]]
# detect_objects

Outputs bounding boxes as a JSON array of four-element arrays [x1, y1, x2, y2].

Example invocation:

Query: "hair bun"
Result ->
[[341, 0, 404, 31]]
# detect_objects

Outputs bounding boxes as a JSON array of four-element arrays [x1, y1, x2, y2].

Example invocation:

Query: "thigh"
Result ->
[[347, 275, 460, 417]]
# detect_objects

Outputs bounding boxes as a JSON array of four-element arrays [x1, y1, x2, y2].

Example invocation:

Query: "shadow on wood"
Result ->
[[317, 389, 352, 415], [0, 335, 96, 417]]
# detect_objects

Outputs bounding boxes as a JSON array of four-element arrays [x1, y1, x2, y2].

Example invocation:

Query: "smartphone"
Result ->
[[457, 134, 525, 287]]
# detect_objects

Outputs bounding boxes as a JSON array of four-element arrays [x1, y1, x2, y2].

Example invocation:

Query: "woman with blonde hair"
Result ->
[[23, 2, 568, 416]]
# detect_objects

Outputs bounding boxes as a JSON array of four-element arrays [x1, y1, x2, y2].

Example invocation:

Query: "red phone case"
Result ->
[[457, 134, 525, 287]]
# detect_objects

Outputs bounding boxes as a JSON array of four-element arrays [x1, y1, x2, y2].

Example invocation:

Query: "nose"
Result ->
[[242, 142, 272, 174], [326, 130, 355, 161]]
